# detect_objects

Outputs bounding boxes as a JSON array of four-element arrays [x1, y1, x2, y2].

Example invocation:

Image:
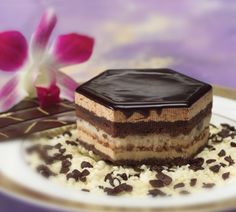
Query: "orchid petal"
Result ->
[[51, 33, 94, 67], [56, 71, 79, 101], [31, 8, 57, 60], [0, 31, 28, 72], [36, 83, 60, 108], [0, 75, 19, 99], [0, 75, 27, 112]]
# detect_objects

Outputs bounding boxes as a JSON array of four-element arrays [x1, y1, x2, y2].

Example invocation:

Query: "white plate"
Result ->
[[0, 95, 236, 211]]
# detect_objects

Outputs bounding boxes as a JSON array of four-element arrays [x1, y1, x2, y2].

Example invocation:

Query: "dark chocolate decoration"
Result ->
[[66, 169, 81, 181], [104, 183, 132, 195], [209, 164, 221, 173], [218, 149, 226, 157], [81, 189, 90, 192], [149, 180, 165, 188], [221, 123, 236, 132], [117, 173, 128, 181], [220, 163, 227, 167], [202, 183, 215, 188], [0, 98, 75, 141], [174, 183, 185, 189], [190, 178, 197, 187], [206, 159, 216, 164], [81, 161, 93, 169], [222, 172, 230, 180], [230, 142, 236, 147], [188, 157, 204, 171], [77, 69, 212, 111], [60, 159, 72, 174], [36, 165, 56, 178], [148, 189, 166, 197], [66, 140, 78, 146], [155, 172, 172, 186], [224, 156, 235, 166], [179, 190, 190, 195]]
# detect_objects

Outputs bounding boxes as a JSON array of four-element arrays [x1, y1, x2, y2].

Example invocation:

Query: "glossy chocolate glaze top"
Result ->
[[77, 69, 212, 110]]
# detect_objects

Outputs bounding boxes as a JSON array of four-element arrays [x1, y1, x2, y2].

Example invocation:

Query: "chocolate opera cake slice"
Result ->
[[75, 69, 212, 165]]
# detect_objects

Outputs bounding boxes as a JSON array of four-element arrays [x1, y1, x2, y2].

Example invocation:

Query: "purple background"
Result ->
[[0, 0, 236, 211]]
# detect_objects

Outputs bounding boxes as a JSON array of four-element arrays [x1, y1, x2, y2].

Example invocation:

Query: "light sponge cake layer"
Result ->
[[75, 90, 212, 123]]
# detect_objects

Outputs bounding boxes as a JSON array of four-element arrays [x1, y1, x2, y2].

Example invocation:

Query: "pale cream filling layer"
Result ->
[[75, 90, 212, 123], [77, 115, 210, 151]]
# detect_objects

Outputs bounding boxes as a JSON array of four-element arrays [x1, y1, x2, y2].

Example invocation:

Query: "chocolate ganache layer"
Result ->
[[77, 69, 212, 110]]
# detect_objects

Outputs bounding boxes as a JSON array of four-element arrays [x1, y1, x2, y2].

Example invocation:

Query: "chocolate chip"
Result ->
[[206, 159, 216, 164], [61, 154, 73, 160], [222, 172, 230, 180], [231, 133, 236, 139], [104, 187, 114, 195], [179, 190, 190, 195], [190, 178, 197, 187], [188, 157, 204, 171], [59, 148, 66, 154], [63, 131, 72, 137], [206, 144, 217, 151], [133, 167, 144, 172], [36, 165, 55, 178], [209, 165, 221, 173], [221, 123, 235, 131], [202, 183, 215, 188], [81, 189, 90, 192], [218, 129, 230, 138], [224, 156, 235, 166], [104, 173, 113, 185], [149, 180, 165, 188], [98, 185, 104, 189], [156, 172, 172, 186], [52, 152, 63, 160], [148, 189, 166, 197], [26, 144, 41, 154], [60, 159, 72, 174], [66, 140, 78, 146], [218, 149, 226, 157], [43, 145, 54, 150], [174, 183, 185, 189], [117, 173, 128, 181], [38, 149, 54, 165], [81, 161, 93, 169], [220, 163, 227, 167], [210, 134, 223, 143], [150, 165, 164, 172], [66, 169, 81, 181], [104, 172, 120, 187], [104, 183, 132, 195], [81, 169, 90, 177], [230, 142, 236, 147], [54, 143, 62, 149]]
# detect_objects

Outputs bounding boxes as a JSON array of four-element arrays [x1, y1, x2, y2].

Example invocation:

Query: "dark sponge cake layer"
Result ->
[[76, 103, 212, 138]]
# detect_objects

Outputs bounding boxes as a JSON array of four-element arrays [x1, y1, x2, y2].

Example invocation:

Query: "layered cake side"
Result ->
[[75, 69, 213, 165]]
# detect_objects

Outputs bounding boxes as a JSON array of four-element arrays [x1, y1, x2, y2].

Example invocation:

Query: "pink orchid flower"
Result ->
[[0, 9, 94, 111]]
